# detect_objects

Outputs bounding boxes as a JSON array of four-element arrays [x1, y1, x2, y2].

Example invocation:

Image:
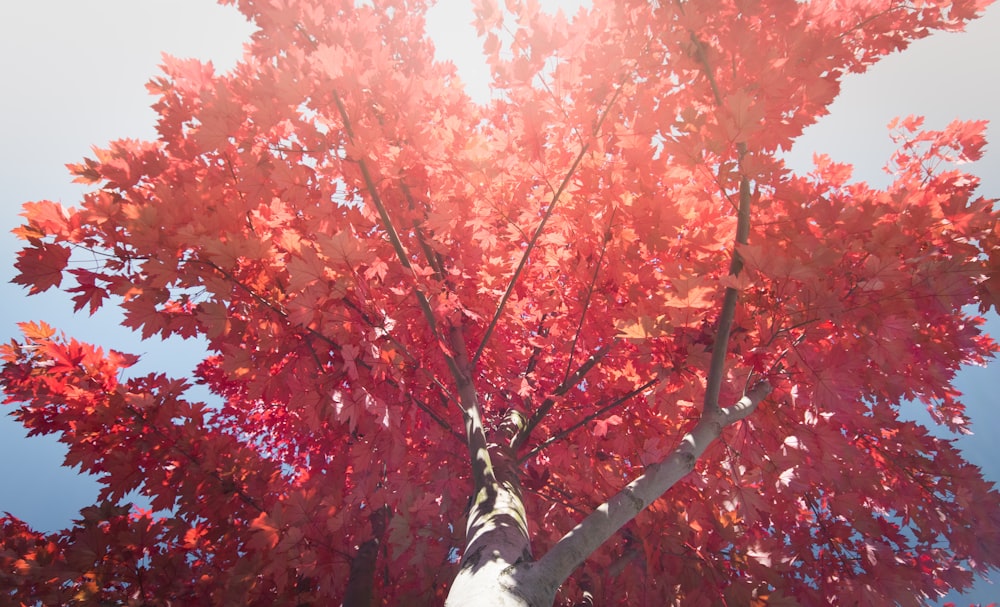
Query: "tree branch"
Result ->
[[561, 217, 614, 387], [703, 161, 752, 414], [342, 506, 392, 607], [472, 85, 625, 367], [334, 89, 516, 568], [331, 91, 453, 375], [512, 343, 615, 453], [531, 381, 772, 588], [188, 257, 340, 351], [522, 312, 551, 379], [517, 374, 654, 465], [190, 258, 461, 441], [471, 144, 588, 367], [445, 323, 501, 491], [399, 179, 448, 281]]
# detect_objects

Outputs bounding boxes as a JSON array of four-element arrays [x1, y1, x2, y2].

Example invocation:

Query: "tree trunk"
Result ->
[[444, 384, 771, 606], [444, 481, 556, 607], [342, 506, 391, 607]]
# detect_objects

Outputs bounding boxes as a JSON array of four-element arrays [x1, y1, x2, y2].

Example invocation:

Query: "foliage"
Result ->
[[4, 0, 1000, 605]]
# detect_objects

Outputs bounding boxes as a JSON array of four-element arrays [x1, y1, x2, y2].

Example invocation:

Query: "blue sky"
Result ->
[[1, 1, 997, 603]]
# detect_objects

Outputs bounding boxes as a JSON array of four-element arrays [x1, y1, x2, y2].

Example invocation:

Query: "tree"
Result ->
[[3, 0, 1000, 604]]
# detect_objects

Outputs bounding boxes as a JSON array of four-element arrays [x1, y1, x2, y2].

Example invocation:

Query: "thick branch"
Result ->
[[703, 151, 752, 414], [447, 324, 500, 491], [447, 324, 533, 601], [685, 22, 756, 416], [531, 382, 771, 588], [342, 506, 392, 607]]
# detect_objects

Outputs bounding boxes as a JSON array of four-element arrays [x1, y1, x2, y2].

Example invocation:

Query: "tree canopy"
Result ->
[[3, 0, 1000, 605]]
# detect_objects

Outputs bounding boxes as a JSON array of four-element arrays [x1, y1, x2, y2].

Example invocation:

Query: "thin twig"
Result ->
[[512, 343, 614, 452], [562, 212, 615, 386], [331, 91, 453, 374], [190, 258, 461, 439], [518, 377, 658, 464], [472, 84, 625, 367]]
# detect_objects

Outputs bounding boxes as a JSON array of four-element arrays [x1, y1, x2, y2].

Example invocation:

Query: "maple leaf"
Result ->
[[193, 86, 243, 151], [12, 242, 71, 294], [16, 320, 57, 341], [66, 270, 109, 315], [315, 230, 368, 269], [248, 512, 280, 551], [722, 89, 765, 141], [285, 246, 333, 293], [196, 300, 232, 340], [593, 414, 623, 438], [121, 296, 169, 340], [614, 315, 665, 340], [312, 44, 347, 80], [18, 200, 72, 237], [472, 0, 503, 35]]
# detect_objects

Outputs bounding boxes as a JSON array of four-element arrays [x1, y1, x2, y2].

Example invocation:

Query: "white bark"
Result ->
[[534, 382, 771, 588], [445, 559, 554, 607], [445, 483, 553, 607], [444, 383, 772, 607]]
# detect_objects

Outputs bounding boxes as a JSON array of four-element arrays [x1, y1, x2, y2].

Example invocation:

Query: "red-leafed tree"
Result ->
[[4, 0, 1000, 605]]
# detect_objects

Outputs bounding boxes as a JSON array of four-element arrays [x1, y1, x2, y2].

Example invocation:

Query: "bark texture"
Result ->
[[444, 385, 771, 606]]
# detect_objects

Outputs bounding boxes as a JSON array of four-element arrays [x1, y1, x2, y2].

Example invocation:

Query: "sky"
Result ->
[[0, 0, 998, 603]]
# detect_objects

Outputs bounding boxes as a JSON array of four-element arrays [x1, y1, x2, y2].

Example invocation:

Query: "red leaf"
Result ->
[[12, 242, 71, 294], [19, 200, 72, 236], [593, 414, 623, 438], [67, 270, 109, 315], [249, 512, 280, 551]]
